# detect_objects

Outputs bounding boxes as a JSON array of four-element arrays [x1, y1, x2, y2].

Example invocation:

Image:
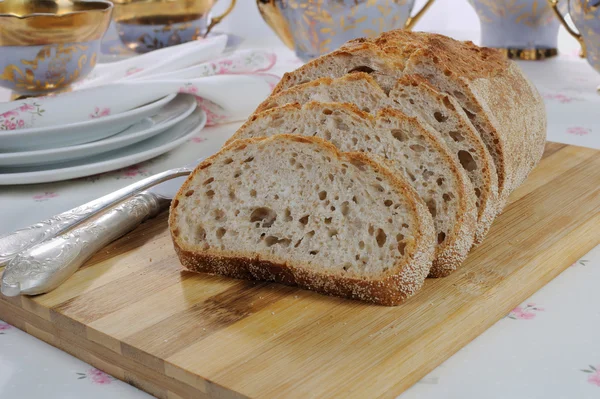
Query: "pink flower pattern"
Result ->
[[507, 303, 544, 320], [33, 192, 59, 202], [172, 52, 280, 126], [179, 84, 198, 95], [89, 107, 111, 119], [179, 83, 246, 125], [76, 368, 113, 384], [82, 157, 165, 182], [175, 51, 280, 126], [116, 164, 151, 179], [567, 127, 591, 136], [0, 102, 44, 130], [190, 136, 206, 143], [216, 59, 234, 74], [195, 97, 228, 126], [582, 365, 600, 387], [543, 93, 580, 104], [0, 321, 13, 334], [212, 52, 278, 75], [571, 259, 590, 267], [1, 110, 18, 118], [124, 67, 144, 77]]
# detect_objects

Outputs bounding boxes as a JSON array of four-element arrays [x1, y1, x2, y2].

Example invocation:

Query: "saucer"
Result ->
[[0, 94, 197, 167], [0, 94, 175, 151], [0, 107, 206, 185]]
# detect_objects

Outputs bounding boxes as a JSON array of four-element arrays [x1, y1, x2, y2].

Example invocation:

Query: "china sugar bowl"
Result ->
[[0, 0, 113, 95], [110, 0, 236, 53]]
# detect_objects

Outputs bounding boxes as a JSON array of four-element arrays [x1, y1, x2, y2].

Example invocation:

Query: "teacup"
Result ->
[[0, 0, 113, 95], [468, 0, 564, 60], [256, 0, 436, 62], [549, 0, 600, 80], [111, 0, 236, 53]]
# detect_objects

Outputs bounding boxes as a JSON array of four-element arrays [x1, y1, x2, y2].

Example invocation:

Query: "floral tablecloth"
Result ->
[[1, 41, 599, 399]]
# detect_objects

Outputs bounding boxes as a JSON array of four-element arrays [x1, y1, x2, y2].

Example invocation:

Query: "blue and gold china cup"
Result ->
[[0, 0, 113, 95], [549, 0, 600, 79], [256, 0, 436, 62], [111, 0, 237, 53], [468, 0, 564, 60]]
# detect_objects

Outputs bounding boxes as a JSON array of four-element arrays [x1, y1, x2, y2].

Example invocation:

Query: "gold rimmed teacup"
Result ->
[[111, 0, 237, 53], [256, 0, 436, 61], [468, 0, 563, 60], [550, 0, 600, 92], [0, 0, 113, 95]]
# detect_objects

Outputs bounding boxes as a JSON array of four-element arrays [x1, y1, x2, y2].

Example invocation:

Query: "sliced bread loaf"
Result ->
[[257, 72, 498, 244], [272, 30, 547, 210], [226, 102, 477, 277], [169, 135, 436, 306]]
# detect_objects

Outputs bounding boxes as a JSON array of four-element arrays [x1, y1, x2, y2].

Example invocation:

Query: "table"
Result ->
[[1, 42, 600, 399]]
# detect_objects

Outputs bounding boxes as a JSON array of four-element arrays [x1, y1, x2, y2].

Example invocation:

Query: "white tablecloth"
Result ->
[[1, 39, 599, 399]]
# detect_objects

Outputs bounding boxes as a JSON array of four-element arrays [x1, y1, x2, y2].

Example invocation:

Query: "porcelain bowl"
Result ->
[[0, 0, 113, 95], [110, 0, 236, 53]]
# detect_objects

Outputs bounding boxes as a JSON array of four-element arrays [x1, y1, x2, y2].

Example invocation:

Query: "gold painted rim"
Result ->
[[0, 1, 114, 46], [0, 1, 113, 19], [496, 48, 558, 60]]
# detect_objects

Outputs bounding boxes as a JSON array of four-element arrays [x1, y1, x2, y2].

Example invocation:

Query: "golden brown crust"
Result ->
[[464, 62, 546, 209], [271, 30, 546, 214], [169, 135, 436, 306], [224, 103, 304, 148], [362, 30, 509, 80], [256, 77, 338, 113], [273, 31, 509, 93], [174, 241, 425, 306]]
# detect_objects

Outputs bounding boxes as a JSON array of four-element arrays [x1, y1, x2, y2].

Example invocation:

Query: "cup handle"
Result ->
[[548, 0, 587, 57], [206, 0, 237, 36], [405, 0, 436, 30]]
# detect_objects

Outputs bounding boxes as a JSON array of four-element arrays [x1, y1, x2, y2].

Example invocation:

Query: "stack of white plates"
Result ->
[[0, 94, 206, 185]]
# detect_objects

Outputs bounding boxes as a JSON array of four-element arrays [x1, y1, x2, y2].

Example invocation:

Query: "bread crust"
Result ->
[[393, 74, 499, 243], [376, 108, 477, 277], [271, 30, 547, 213], [170, 135, 436, 306], [257, 72, 499, 244], [227, 102, 477, 277]]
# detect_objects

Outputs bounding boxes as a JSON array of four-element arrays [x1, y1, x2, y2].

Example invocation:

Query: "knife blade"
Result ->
[[0, 174, 191, 297], [0, 163, 202, 269]]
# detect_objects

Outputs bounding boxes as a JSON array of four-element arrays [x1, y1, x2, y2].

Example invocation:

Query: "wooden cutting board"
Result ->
[[1, 142, 599, 399]]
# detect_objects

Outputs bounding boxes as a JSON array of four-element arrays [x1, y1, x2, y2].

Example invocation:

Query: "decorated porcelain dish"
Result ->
[[0, 107, 206, 185], [0, 93, 175, 151], [0, 94, 196, 167]]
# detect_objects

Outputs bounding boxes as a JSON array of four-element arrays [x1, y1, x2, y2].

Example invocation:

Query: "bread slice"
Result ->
[[257, 72, 498, 244], [272, 30, 547, 210], [169, 135, 436, 306], [226, 102, 477, 277]]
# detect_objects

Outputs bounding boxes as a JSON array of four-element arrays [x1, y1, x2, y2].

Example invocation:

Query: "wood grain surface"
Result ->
[[1, 142, 599, 399]]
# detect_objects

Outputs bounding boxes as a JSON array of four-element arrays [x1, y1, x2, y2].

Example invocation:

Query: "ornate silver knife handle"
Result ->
[[1, 192, 171, 297], [0, 166, 192, 268]]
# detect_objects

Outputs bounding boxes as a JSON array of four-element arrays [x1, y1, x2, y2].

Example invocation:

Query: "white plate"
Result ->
[[0, 94, 197, 167], [0, 94, 176, 151], [0, 108, 206, 185]]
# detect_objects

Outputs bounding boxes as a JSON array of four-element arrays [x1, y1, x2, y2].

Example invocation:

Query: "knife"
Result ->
[[0, 163, 203, 269], [0, 176, 188, 297]]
